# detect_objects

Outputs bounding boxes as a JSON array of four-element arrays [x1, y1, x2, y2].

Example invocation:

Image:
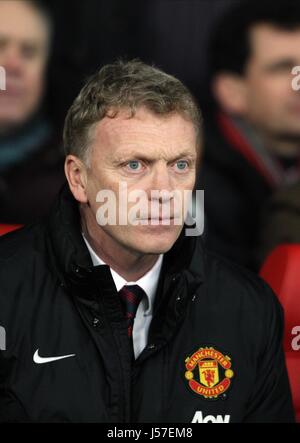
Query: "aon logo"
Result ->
[[192, 411, 231, 423]]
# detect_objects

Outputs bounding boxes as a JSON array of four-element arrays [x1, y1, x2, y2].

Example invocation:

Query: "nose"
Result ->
[[150, 162, 174, 195], [145, 163, 177, 211], [1, 45, 24, 77]]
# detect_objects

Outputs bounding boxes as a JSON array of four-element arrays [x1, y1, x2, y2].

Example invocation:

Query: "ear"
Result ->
[[64, 155, 88, 203], [212, 73, 248, 115]]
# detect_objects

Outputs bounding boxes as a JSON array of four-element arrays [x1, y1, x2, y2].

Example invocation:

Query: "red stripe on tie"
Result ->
[[118, 285, 145, 341]]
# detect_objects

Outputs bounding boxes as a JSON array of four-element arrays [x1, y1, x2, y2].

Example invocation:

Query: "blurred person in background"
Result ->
[[258, 180, 300, 264], [200, 0, 300, 270], [0, 0, 64, 224]]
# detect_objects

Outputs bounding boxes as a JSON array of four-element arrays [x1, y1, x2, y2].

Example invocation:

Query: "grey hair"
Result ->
[[63, 59, 202, 166]]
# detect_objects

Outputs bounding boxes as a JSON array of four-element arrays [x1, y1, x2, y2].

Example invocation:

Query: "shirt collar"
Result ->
[[82, 234, 163, 315]]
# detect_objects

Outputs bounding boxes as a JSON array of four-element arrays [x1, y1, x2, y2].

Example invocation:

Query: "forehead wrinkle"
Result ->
[[95, 108, 195, 138], [91, 109, 197, 162]]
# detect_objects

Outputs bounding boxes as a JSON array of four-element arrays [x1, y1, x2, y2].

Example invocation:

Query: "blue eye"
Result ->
[[175, 160, 189, 171], [126, 161, 142, 172]]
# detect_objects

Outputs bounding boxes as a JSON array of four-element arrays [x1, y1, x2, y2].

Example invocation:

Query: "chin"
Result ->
[[131, 231, 181, 255], [136, 245, 173, 255], [0, 114, 27, 129]]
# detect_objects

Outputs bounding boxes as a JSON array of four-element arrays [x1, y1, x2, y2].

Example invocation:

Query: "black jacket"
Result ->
[[0, 185, 295, 423]]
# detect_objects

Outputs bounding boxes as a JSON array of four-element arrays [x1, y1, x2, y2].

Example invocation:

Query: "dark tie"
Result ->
[[118, 285, 144, 358]]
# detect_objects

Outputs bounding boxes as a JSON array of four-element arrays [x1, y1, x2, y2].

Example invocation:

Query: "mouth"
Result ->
[[147, 217, 175, 221], [134, 217, 181, 227], [0, 91, 23, 103], [1, 83, 24, 97]]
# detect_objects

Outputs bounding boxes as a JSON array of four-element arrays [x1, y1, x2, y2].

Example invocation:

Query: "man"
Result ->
[[200, 0, 300, 270], [0, 0, 64, 224], [0, 60, 294, 423], [258, 181, 300, 264]]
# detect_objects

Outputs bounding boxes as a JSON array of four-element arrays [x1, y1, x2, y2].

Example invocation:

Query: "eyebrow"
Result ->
[[0, 33, 45, 47], [263, 58, 297, 71], [113, 151, 197, 164]]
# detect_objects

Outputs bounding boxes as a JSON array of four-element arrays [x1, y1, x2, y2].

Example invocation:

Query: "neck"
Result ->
[[262, 135, 300, 158], [80, 204, 159, 282], [0, 114, 42, 138], [0, 122, 19, 137], [228, 114, 300, 158]]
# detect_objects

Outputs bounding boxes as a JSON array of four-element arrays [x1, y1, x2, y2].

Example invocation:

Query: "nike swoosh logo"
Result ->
[[33, 349, 76, 364]]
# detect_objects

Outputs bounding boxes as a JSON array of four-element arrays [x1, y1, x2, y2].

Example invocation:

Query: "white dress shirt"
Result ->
[[82, 234, 163, 359]]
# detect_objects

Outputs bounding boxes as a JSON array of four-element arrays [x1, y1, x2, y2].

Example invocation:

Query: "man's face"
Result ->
[[0, 1, 49, 131], [83, 107, 198, 256], [242, 24, 300, 138]]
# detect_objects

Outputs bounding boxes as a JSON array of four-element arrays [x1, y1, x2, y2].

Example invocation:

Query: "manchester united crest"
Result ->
[[184, 346, 234, 400]]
